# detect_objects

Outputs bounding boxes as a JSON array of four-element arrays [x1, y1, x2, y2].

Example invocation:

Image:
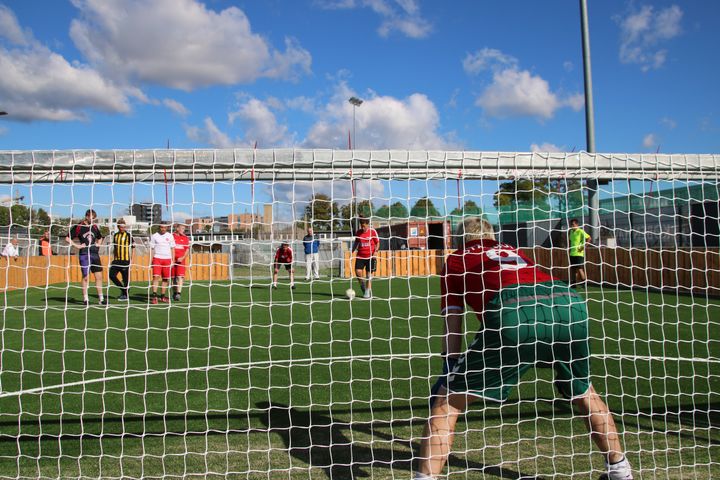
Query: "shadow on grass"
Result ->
[[256, 401, 547, 479], [0, 399, 716, 477]]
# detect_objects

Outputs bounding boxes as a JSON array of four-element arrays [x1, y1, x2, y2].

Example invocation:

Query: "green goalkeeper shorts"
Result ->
[[447, 281, 591, 402]]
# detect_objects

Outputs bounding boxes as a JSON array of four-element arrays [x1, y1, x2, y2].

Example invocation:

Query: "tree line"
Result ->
[[298, 194, 483, 232]]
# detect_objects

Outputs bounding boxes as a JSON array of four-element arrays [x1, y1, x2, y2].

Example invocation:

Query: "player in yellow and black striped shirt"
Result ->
[[109, 219, 134, 301]]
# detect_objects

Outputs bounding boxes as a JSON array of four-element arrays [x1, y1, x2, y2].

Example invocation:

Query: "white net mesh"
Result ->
[[0, 149, 718, 479]]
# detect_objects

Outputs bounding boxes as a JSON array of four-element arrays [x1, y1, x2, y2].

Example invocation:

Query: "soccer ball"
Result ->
[[345, 288, 356, 300]]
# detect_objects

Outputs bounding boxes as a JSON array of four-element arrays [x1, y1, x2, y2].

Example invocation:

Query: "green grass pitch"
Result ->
[[0, 278, 718, 479]]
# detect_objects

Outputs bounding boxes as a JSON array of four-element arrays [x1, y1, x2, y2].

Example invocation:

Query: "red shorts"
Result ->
[[152, 257, 172, 279], [172, 262, 186, 278]]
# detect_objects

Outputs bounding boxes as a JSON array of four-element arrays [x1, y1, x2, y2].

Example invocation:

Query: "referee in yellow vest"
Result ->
[[109, 219, 134, 301]]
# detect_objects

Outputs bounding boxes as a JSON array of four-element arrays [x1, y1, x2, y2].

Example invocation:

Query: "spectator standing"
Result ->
[[39, 230, 53, 256], [303, 227, 320, 280], [2, 238, 20, 262]]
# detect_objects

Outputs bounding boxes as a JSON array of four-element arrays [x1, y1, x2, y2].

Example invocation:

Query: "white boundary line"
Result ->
[[1, 352, 718, 399]]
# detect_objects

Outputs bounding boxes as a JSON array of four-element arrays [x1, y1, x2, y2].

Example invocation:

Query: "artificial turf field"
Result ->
[[0, 277, 718, 479]]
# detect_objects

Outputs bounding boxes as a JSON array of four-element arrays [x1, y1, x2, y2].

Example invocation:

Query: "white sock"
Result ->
[[413, 473, 434, 480]]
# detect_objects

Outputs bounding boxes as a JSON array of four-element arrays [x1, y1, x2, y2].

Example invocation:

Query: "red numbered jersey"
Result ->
[[440, 239, 556, 316], [354, 228, 379, 259], [274, 247, 293, 264], [173, 232, 190, 262]]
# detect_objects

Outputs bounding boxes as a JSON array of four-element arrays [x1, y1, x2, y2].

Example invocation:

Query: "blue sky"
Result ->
[[0, 0, 718, 222]]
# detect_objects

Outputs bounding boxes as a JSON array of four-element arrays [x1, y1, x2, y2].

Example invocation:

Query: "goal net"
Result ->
[[0, 149, 718, 479]]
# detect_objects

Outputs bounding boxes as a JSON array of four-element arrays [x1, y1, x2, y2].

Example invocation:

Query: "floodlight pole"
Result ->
[[580, 0, 600, 244], [348, 97, 363, 150], [348, 97, 363, 232]]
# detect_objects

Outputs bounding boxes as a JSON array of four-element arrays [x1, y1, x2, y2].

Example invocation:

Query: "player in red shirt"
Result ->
[[416, 217, 633, 480], [351, 217, 379, 299], [272, 242, 295, 289], [172, 223, 191, 301]]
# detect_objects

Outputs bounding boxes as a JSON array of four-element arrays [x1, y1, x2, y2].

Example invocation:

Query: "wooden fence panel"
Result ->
[[338, 247, 720, 296], [1, 253, 230, 291]]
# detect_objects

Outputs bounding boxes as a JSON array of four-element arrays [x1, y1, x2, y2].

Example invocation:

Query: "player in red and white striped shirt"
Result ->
[[351, 217, 379, 299], [272, 242, 295, 289]]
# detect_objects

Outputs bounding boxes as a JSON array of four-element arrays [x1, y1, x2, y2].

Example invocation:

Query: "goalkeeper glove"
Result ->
[[429, 353, 459, 408]]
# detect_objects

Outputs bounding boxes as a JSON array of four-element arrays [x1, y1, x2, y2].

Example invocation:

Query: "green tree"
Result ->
[[375, 204, 390, 219], [390, 202, 410, 218], [338, 203, 352, 231], [493, 179, 551, 209], [356, 199, 374, 218], [449, 200, 482, 217], [29, 207, 52, 235], [410, 197, 440, 218], [300, 194, 341, 232], [9, 204, 31, 226]]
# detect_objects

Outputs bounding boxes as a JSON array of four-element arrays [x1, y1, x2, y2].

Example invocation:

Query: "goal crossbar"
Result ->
[[1, 149, 718, 183]]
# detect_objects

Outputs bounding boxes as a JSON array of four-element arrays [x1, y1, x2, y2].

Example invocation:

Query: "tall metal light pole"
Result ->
[[348, 97, 363, 149], [580, 0, 600, 243]]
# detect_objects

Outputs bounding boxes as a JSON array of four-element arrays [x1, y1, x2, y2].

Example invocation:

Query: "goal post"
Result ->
[[0, 149, 718, 479]]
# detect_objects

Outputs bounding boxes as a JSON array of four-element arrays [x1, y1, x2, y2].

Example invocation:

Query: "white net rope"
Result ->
[[0, 149, 718, 479]]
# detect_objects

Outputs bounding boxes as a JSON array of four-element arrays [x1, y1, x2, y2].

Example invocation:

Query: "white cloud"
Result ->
[[477, 69, 559, 120], [563, 61, 574, 72], [462, 48, 517, 75], [464, 48, 582, 120], [643, 133, 659, 150], [185, 117, 235, 148], [617, 5, 683, 71], [316, 0, 431, 38], [267, 179, 386, 222], [530, 142, 565, 153], [0, 4, 141, 122], [0, 5, 32, 45], [304, 83, 455, 149], [0, 44, 135, 121], [162, 98, 189, 117], [170, 211, 193, 223], [660, 116, 677, 129], [563, 93, 585, 111], [185, 82, 456, 150], [228, 97, 292, 147], [69, 0, 312, 90]]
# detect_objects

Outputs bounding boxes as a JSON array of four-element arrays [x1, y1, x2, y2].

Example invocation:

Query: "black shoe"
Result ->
[[82, 300, 89, 306], [99, 298, 108, 305], [291, 285, 296, 290], [173, 293, 181, 301]]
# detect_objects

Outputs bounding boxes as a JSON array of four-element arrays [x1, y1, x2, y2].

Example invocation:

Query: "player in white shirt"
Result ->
[[1, 238, 20, 262], [149, 223, 176, 304]]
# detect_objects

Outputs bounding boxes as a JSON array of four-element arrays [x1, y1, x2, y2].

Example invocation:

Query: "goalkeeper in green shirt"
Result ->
[[569, 218, 591, 287]]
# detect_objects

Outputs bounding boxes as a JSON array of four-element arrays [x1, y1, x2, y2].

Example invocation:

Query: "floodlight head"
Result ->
[[348, 97, 363, 107]]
